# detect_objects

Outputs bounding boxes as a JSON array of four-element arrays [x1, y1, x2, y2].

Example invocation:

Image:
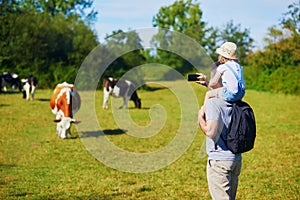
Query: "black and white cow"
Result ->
[[103, 77, 141, 109], [22, 75, 38, 101], [0, 72, 22, 93]]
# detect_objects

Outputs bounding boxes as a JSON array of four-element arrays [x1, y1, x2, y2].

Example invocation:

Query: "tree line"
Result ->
[[0, 0, 98, 87], [0, 0, 299, 95], [244, 0, 300, 95]]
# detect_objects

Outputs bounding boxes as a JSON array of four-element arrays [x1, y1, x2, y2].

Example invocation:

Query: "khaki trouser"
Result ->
[[207, 159, 242, 200]]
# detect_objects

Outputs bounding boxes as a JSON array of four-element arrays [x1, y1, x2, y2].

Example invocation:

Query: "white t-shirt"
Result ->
[[217, 60, 243, 93]]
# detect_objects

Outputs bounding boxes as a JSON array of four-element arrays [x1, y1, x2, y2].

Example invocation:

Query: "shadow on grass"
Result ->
[[21, 192, 128, 200], [16, 185, 154, 199], [8, 189, 152, 199], [0, 163, 16, 170], [124, 107, 150, 110], [0, 91, 21, 95], [0, 164, 17, 187], [36, 98, 50, 102], [142, 85, 166, 92], [79, 129, 127, 138]]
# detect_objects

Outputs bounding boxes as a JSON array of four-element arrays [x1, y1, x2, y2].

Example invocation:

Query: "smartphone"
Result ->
[[187, 74, 199, 81]]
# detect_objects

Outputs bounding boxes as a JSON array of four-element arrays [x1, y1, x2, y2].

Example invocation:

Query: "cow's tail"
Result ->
[[71, 89, 81, 116]]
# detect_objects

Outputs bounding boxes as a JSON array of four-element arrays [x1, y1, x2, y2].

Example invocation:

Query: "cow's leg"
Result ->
[[23, 83, 30, 100], [103, 89, 110, 109], [119, 84, 131, 109], [118, 97, 127, 109], [122, 96, 130, 109], [3, 84, 7, 92], [30, 85, 36, 100], [57, 123, 63, 138]]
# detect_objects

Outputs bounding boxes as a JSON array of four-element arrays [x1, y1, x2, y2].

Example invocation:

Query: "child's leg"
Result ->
[[203, 88, 224, 112], [204, 88, 223, 105]]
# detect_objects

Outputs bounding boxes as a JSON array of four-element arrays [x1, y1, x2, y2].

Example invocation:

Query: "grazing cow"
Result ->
[[50, 82, 81, 139], [103, 77, 141, 109], [0, 72, 22, 93], [22, 75, 38, 100]]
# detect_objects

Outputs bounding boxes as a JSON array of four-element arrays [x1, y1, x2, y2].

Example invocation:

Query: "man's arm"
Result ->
[[198, 106, 219, 139]]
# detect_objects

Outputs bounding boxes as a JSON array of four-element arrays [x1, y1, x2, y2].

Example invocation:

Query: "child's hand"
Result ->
[[196, 73, 207, 86]]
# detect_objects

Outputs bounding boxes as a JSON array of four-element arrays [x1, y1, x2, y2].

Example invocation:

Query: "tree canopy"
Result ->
[[244, 0, 300, 95], [152, 0, 254, 68], [0, 0, 299, 95], [0, 0, 98, 87]]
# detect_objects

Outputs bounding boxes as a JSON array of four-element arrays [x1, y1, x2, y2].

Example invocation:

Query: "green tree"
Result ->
[[280, 0, 300, 67], [152, 0, 209, 46], [151, 0, 212, 75], [244, 1, 300, 95], [0, 1, 98, 88], [149, 30, 198, 76], [102, 30, 146, 85], [151, 0, 254, 73], [281, 0, 300, 35], [20, 0, 97, 21], [216, 20, 254, 65]]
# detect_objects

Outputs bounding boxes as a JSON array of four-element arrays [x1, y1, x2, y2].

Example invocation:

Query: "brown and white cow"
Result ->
[[50, 82, 81, 138], [103, 77, 141, 109]]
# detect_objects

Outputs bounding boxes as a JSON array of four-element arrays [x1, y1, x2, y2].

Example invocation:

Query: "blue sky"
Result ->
[[91, 0, 294, 49]]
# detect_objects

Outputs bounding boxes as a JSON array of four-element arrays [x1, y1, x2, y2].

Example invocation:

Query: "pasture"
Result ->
[[0, 83, 299, 199]]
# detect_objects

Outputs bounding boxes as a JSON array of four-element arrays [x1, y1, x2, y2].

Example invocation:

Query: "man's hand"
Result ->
[[197, 106, 207, 135], [198, 105, 219, 139]]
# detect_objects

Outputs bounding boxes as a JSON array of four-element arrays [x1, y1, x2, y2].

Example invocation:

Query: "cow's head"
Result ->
[[54, 117, 80, 139], [134, 98, 142, 109], [103, 77, 118, 92], [130, 90, 142, 109], [55, 117, 72, 139]]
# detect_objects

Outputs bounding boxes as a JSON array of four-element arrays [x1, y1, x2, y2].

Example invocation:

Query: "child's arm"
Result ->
[[208, 71, 222, 89]]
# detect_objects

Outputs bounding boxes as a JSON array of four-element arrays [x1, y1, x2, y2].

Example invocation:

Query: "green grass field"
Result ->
[[0, 83, 299, 199]]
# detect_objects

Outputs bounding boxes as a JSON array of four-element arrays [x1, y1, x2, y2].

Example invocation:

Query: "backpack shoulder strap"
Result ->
[[215, 102, 237, 150], [225, 63, 242, 81]]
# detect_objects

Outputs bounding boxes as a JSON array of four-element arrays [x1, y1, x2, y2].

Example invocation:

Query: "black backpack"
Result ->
[[224, 100, 256, 154]]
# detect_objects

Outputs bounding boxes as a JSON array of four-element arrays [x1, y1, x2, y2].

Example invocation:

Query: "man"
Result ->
[[198, 96, 242, 200]]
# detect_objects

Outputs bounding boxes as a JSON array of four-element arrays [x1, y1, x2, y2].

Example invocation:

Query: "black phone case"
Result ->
[[187, 74, 198, 81]]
